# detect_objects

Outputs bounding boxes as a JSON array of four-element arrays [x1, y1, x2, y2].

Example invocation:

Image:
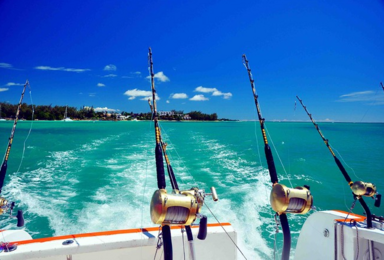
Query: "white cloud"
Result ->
[[124, 88, 160, 101], [89, 93, 96, 97], [166, 100, 170, 103], [104, 64, 117, 71], [195, 86, 232, 99], [146, 71, 170, 82], [0, 63, 12, 69], [195, 86, 217, 93], [65, 68, 90, 72], [338, 90, 384, 104], [212, 90, 233, 99], [0, 88, 9, 92], [97, 83, 106, 87], [171, 93, 188, 99], [35, 66, 90, 73], [103, 74, 117, 78], [94, 107, 116, 112], [140, 96, 158, 101], [340, 91, 374, 98], [122, 72, 142, 79], [190, 95, 209, 101], [6, 82, 24, 86]]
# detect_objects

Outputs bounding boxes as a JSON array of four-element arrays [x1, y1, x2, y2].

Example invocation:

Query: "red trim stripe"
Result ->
[[333, 210, 366, 223]]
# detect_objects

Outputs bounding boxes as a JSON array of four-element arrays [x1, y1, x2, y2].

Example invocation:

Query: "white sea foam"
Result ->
[[185, 134, 274, 259], [1, 125, 313, 259], [1, 134, 127, 236], [39, 134, 158, 235]]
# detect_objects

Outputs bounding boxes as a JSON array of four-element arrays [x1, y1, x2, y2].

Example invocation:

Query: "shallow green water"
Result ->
[[0, 121, 383, 259]]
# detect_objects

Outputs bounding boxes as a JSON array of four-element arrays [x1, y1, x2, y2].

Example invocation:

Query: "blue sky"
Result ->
[[1, 0, 383, 121]]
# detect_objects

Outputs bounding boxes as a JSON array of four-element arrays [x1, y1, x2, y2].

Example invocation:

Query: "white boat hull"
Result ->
[[0, 223, 236, 260], [295, 210, 384, 260]]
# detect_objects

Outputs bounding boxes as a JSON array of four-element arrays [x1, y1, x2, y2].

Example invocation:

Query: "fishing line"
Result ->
[[331, 145, 361, 180], [181, 227, 186, 260], [341, 181, 352, 212], [287, 100, 297, 179], [203, 200, 248, 260], [140, 64, 155, 257], [264, 125, 293, 188], [139, 134, 150, 251], [253, 119, 277, 254], [158, 119, 252, 258], [156, 122, 198, 188], [160, 122, 260, 258], [253, 121, 264, 172], [359, 88, 381, 122], [16, 90, 34, 173]]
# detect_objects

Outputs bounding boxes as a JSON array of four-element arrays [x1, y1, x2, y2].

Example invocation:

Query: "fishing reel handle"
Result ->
[[374, 193, 381, 208], [15, 210, 24, 227], [197, 214, 207, 240], [205, 187, 218, 201]]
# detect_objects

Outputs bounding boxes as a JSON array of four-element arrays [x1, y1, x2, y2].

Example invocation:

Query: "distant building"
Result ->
[[159, 111, 174, 116], [116, 114, 130, 120], [183, 114, 191, 120]]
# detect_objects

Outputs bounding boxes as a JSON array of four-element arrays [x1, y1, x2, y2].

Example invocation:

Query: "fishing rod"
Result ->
[[242, 55, 313, 260], [0, 80, 29, 227], [296, 96, 381, 228], [148, 48, 178, 191], [148, 48, 218, 260]]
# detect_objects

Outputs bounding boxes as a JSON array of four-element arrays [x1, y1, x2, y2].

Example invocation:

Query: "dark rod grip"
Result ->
[[0, 163, 8, 193], [197, 215, 207, 240], [185, 225, 193, 241], [334, 157, 352, 183], [375, 194, 381, 208], [265, 145, 278, 183], [162, 225, 173, 260], [155, 144, 166, 189], [280, 213, 291, 260], [359, 198, 372, 228], [17, 210, 24, 227]]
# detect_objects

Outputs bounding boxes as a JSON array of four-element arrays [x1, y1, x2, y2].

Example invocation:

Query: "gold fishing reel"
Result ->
[[150, 187, 218, 226], [0, 197, 10, 215], [351, 181, 376, 197], [0, 196, 24, 227], [270, 184, 313, 215]]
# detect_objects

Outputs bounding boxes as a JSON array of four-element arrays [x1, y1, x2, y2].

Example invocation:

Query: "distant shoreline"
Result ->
[[1, 119, 383, 123]]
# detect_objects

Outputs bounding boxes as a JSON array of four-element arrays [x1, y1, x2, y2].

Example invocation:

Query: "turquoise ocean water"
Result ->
[[0, 121, 383, 259]]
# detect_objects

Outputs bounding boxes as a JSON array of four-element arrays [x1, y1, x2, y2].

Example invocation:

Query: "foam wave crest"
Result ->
[[177, 133, 274, 259]]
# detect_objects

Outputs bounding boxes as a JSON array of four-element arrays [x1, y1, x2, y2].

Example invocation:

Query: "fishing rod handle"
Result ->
[[162, 225, 173, 260]]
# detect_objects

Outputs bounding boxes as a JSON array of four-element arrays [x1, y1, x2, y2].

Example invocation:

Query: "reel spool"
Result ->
[[270, 184, 313, 215], [150, 187, 217, 226], [351, 181, 376, 197]]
